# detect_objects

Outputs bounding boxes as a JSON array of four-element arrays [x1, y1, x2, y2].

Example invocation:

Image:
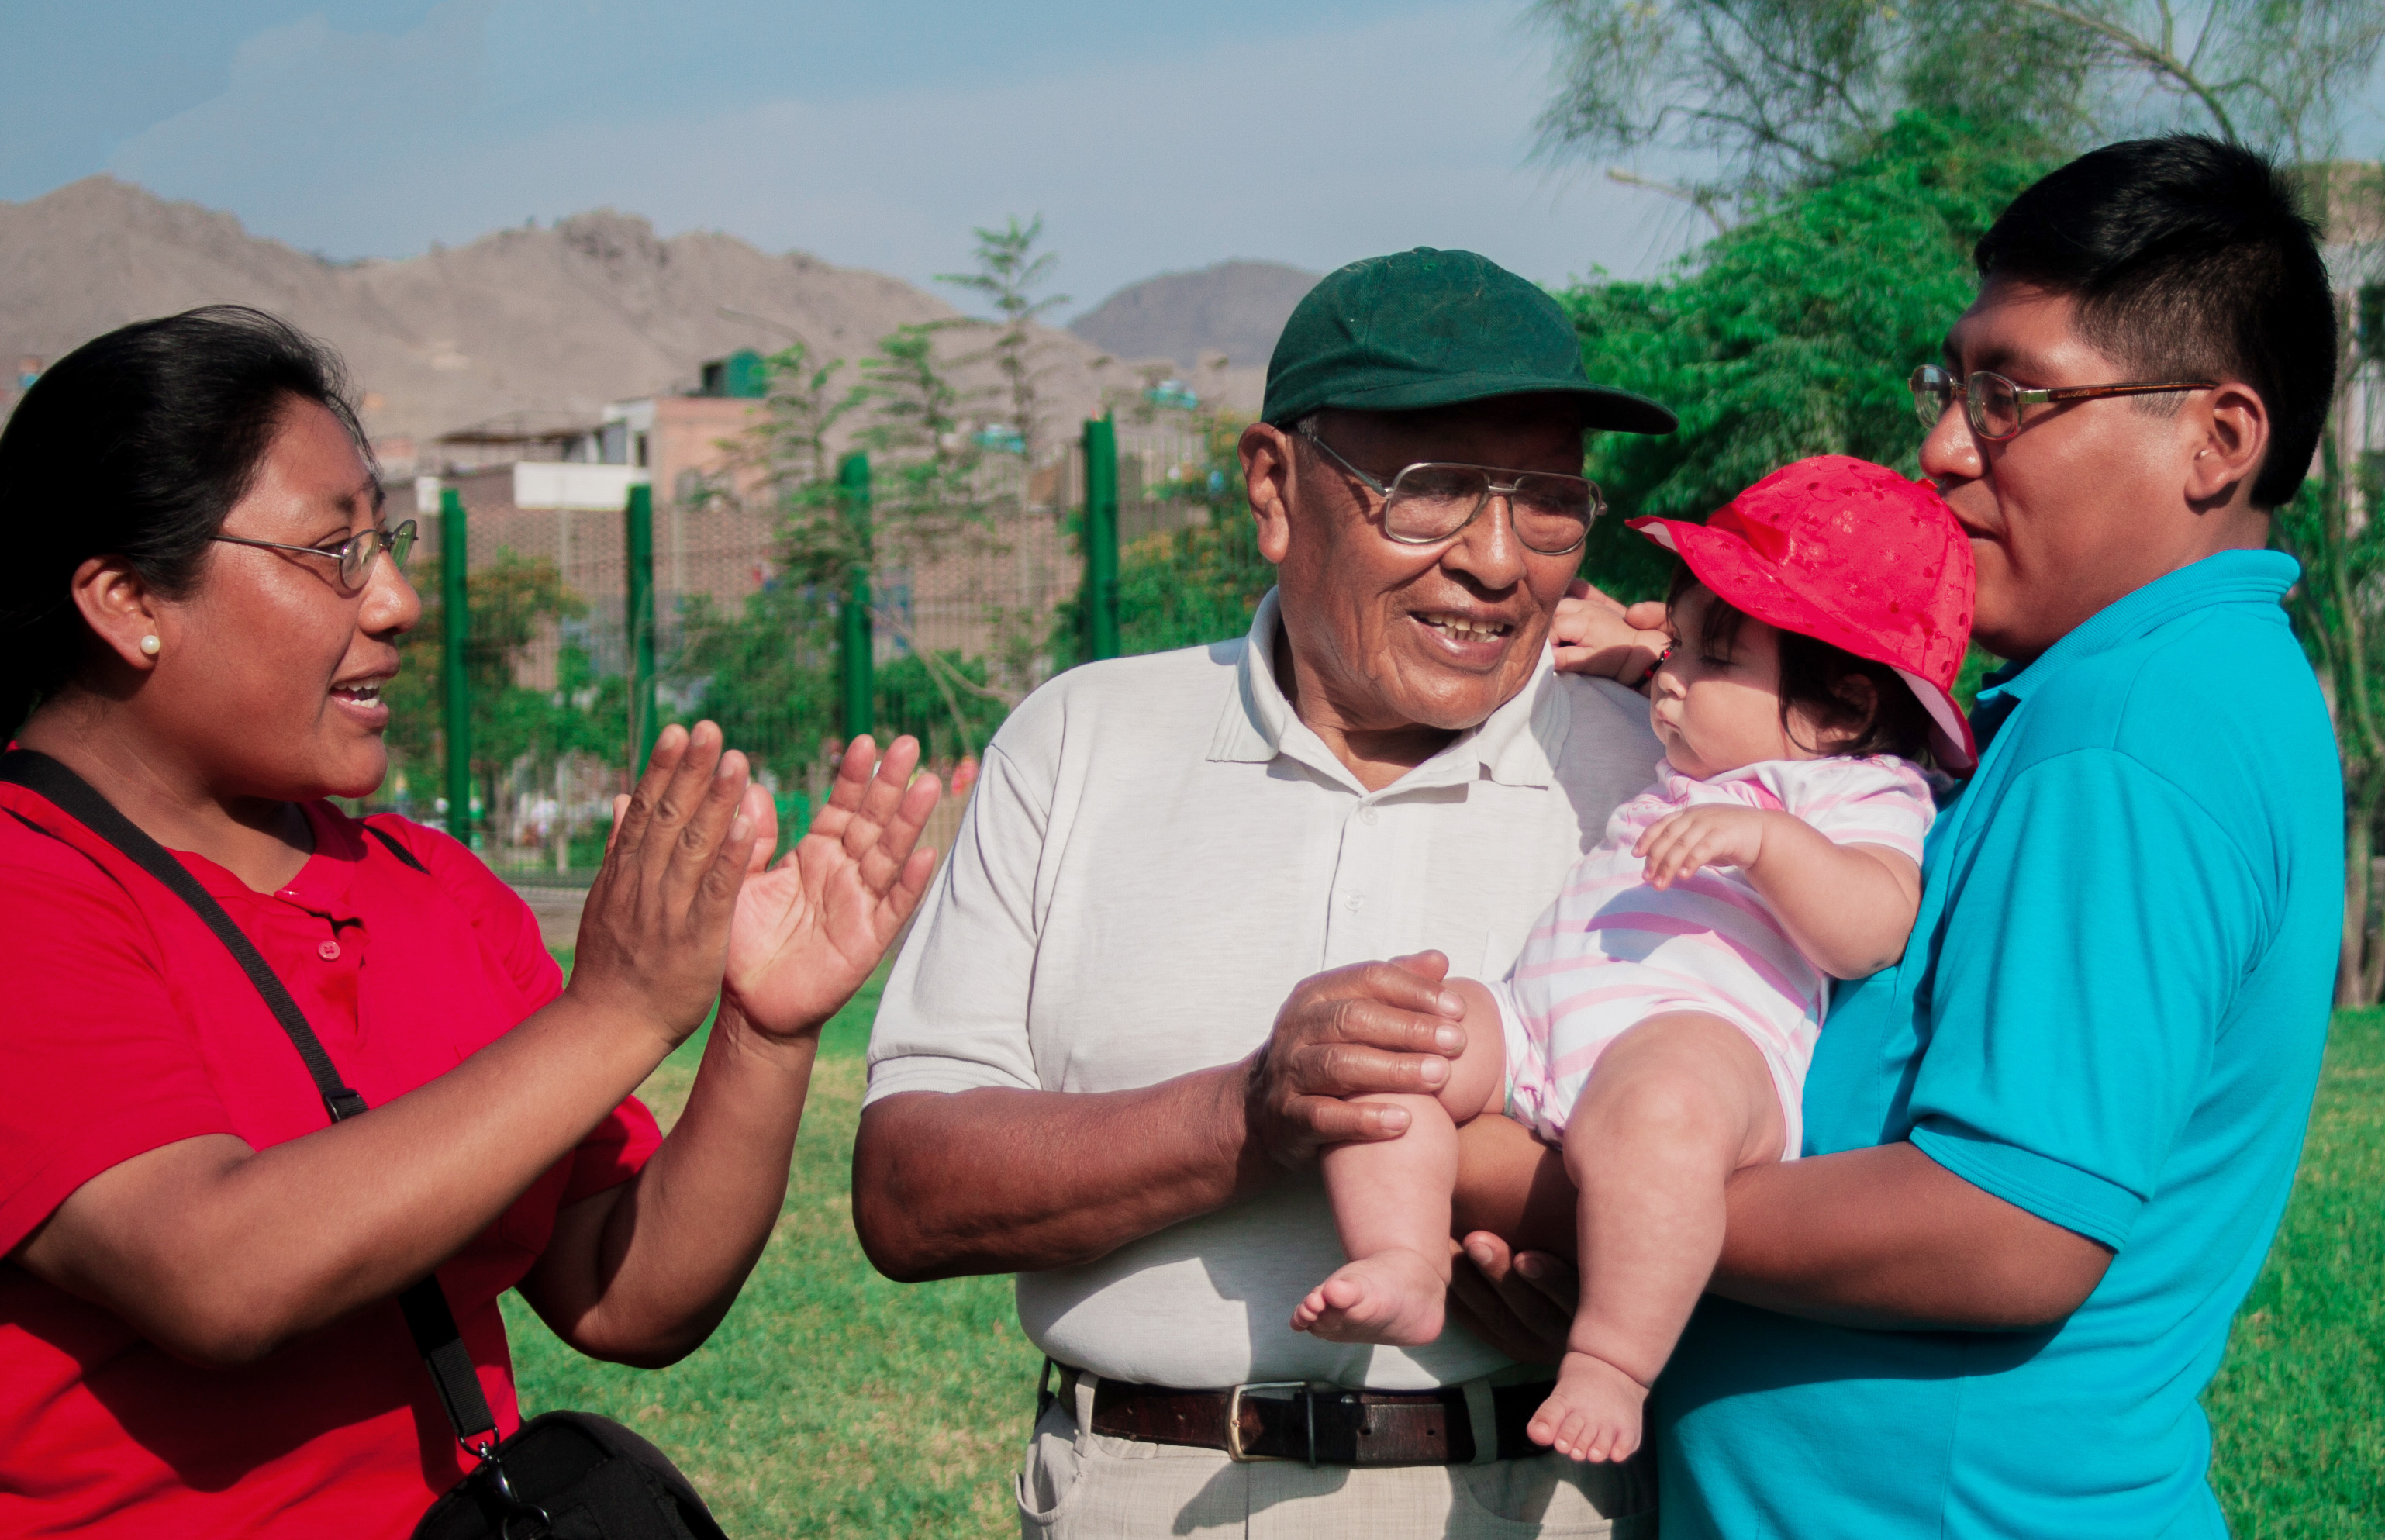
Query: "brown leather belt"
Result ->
[[1055, 1366, 1553, 1466]]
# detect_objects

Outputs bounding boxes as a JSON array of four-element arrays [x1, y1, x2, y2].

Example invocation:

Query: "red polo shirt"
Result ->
[[0, 786, 661, 1538]]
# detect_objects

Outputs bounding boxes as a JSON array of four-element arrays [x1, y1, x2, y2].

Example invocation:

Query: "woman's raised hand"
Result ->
[[568, 721, 761, 1047], [724, 734, 941, 1038]]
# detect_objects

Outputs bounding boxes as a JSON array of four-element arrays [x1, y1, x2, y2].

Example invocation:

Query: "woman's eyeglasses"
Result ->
[[211, 520, 418, 588], [1910, 364, 2214, 442], [1297, 427, 1603, 556]]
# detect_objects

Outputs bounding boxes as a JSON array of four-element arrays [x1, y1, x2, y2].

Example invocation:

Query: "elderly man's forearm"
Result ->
[[852, 1071, 1265, 1279]]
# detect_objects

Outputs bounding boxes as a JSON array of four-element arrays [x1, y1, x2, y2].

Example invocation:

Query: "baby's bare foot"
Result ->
[[1289, 1249, 1448, 1345], [1526, 1350, 1647, 1462]]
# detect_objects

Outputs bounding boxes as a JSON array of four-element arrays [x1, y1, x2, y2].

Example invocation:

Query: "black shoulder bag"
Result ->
[[0, 751, 727, 1540]]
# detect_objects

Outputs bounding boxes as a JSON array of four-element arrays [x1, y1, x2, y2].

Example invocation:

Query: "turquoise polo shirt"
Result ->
[[1655, 550, 2342, 1538]]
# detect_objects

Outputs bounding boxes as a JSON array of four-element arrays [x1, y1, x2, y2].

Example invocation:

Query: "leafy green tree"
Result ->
[[2273, 464, 2385, 1003], [665, 341, 852, 782], [728, 342, 860, 591], [1114, 513, 1276, 658], [938, 215, 1068, 464], [1998, 0, 2383, 161], [1533, 0, 2087, 211], [854, 323, 989, 559], [1565, 112, 2056, 602], [690, 325, 1027, 767], [670, 583, 836, 789], [851, 323, 1027, 751], [874, 651, 1010, 761], [2269, 176, 2385, 1002], [1049, 401, 1277, 660], [385, 547, 601, 821], [1530, 0, 2381, 210]]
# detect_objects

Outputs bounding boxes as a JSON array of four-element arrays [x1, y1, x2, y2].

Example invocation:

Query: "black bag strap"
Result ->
[[0, 749, 499, 1445]]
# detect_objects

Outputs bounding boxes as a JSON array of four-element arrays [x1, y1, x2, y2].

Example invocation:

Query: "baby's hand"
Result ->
[[1634, 806, 1768, 889]]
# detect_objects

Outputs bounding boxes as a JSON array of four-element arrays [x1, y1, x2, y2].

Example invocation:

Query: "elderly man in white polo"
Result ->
[[852, 247, 1675, 1538]]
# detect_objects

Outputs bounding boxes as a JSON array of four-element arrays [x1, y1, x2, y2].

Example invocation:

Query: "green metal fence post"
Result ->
[[837, 451, 874, 740], [1082, 415, 1120, 661], [438, 487, 473, 842], [625, 482, 659, 771]]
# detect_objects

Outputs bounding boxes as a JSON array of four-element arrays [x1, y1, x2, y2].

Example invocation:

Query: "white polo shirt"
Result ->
[[865, 590, 1662, 1390]]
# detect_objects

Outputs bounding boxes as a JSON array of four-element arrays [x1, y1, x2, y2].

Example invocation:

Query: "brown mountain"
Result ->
[[1068, 259, 1319, 375], [0, 176, 1174, 460]]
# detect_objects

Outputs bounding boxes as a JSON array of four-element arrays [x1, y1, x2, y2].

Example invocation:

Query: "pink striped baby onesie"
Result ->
[[1496, 754, 1937, 1158]]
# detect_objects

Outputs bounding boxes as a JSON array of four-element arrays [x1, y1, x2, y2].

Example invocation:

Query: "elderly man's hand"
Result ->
[[1447, 1231, 1578, 1365], [1552, 578, 1670, 687], [1243, 951, 1469, 1171]]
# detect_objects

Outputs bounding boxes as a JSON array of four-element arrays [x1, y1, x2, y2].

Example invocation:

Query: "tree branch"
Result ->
[[2004, 0, 2242, 142]]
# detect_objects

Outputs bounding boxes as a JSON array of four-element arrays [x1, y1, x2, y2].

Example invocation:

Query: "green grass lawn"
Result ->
[[2204, 1007, 2385, 1536], [504, 969, 1035, 1536], [507, 981, 2385, 1538]]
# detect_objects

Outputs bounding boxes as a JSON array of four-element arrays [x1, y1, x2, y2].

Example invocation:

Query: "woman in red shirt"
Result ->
[[0, 306, 941, 1536]]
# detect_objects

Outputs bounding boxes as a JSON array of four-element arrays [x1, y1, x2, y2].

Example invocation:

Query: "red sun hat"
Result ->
[[1627, 454, 1978, 772]]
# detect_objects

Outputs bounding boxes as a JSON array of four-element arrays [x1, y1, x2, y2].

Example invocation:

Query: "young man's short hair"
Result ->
[[1973, 135, 2336, 510]]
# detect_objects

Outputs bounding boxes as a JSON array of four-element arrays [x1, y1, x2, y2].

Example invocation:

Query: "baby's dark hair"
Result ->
[[1665, 565, 1938, 767]]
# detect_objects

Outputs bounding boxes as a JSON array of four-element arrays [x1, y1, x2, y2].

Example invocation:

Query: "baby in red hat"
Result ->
[[1292, 454, 1976, 1463]]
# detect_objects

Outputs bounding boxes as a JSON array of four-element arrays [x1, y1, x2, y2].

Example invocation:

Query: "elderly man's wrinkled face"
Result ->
[[1256, 397, 1589, 736]]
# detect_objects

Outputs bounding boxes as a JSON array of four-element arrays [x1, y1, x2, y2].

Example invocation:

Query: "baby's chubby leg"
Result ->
[[1531, 1013, 1784, 1462], [1293, 979, 1508, 1346]]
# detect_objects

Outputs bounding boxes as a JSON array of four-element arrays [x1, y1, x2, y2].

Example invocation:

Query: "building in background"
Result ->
[[394, 366, 774, 689]]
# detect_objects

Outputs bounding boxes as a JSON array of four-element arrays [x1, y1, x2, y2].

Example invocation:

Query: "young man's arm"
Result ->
[[1450, 1116, 2111, 1340]]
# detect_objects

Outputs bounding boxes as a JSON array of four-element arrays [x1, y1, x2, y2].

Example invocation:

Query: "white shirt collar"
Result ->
[[1208, 587, 1572, 793]]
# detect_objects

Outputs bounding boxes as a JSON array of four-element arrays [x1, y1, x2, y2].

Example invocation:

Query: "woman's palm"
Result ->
[[723, 737, 941, 1037]]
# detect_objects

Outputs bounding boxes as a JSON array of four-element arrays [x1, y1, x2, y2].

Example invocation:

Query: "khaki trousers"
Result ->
[[1015, 1372, 1656, 1538]]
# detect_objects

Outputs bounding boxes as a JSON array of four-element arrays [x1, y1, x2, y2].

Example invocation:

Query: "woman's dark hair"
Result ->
[[1972, 135, 2335, 511], [1667, 565, 1937, 767], [0, 305, 368, 736]]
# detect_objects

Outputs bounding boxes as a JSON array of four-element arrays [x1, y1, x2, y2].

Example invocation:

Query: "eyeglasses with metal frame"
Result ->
[[1295, 426, 1603, 556], [210, 519, 419, 588], [1910, 364, 2216, 443]]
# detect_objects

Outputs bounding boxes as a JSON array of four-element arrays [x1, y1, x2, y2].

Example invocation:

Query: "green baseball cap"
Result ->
[[1262, 247, 1676, 435]]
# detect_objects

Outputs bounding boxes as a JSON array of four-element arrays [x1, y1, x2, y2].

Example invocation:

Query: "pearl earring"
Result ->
[[139, 635, 160, 656]]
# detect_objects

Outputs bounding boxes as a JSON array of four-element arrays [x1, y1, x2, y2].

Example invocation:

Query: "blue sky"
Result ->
[[9, 4, 2379, 318], [0, 0, 1716, 313]]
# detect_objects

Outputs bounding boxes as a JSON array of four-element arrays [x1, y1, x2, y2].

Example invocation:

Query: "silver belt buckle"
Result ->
[[1226, 1381, 1316, 1465]]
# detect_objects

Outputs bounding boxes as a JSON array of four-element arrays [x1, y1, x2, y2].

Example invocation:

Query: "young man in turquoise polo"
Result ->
[[1449, 133, 2342, 1536], [1648, 135, 2345, 1537]]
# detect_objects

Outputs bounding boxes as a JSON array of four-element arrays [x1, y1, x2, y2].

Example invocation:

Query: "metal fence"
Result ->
[[372, 420, 1225, 885]]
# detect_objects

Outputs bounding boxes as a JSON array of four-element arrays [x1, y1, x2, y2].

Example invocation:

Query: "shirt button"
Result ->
[[1344, 892, 1365, 911], [1360, 807, 1379, 825], [318, 940, 342, 961]]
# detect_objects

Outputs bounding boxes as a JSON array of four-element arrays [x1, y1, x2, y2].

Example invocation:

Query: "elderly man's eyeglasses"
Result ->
[[1296, 428, 1602, 556], [1910, 364, 2215, 443], [212, 520, 419, 588]]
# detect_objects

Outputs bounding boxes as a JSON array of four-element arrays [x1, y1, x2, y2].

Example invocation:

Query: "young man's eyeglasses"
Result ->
[[211, 520, 419, 588], [1296, 427, 1603, 556], [1910, 364, 2215, 443]]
